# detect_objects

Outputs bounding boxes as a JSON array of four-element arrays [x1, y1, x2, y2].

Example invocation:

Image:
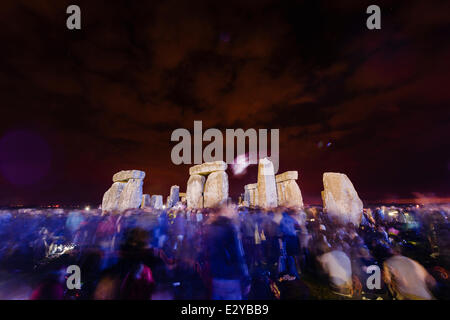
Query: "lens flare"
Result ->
[[231, 153, 251, 176]]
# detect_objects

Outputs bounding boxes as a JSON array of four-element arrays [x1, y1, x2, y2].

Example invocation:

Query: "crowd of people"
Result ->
[[0, 203, 448, 300]]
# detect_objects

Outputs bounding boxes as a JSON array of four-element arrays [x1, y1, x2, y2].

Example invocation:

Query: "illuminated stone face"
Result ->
[[322, 172, 363, 226], [150, 195, 163, 209], [141, 194, 151, 208], [244, 183, 258, 207], [186, 174, 205, 209], [102, 182, 126, 212], [117, 178, 144, 212], [113, 170, 145, 182], [167, 185, 180, 208], [275, 171, 303, 208], [257, 158, 278, 209], [186, 161, 229, 209], [189, 161, 227, 176], [102, 170, 145, 213], [203, 171, 229, 208]]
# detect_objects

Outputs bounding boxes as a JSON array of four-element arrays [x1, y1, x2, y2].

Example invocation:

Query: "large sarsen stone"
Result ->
[[167, 185, 180, 208], [257, 158, 278, 209], [102, 182, 127, 212], [322, 172, 363, 226], [186, 174, 205, 209], [203, 171, 228, 208], [117, 178, 144, 212], [150, 195, 163, 209]]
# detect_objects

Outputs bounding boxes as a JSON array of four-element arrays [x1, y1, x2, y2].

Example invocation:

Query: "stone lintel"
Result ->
[[244, 183, 258, 190], [189, 161, 227, 176], [275, 171, 298, 183], [113, 170, 146, 182]]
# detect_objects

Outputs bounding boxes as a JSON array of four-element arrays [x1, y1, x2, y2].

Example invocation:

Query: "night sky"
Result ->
[[0, 0, 449, 207]]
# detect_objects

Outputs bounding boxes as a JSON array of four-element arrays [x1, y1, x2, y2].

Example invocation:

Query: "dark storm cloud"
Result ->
[[0, 0, 449, 205]]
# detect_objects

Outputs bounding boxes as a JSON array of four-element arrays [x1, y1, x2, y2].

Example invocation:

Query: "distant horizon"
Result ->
[[3, 196, 450, 210]]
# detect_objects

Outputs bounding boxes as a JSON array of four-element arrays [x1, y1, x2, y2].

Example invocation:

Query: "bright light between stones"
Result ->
[[231, 153, 252, 176]]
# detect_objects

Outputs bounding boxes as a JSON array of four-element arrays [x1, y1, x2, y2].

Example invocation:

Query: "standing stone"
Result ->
[[244, 183, 258, 207], [252, 187, 259, 207], [243, 185, 251, 207], [275, 171, 303, 208], [322, 172, 363, 226], [276, 182, 284, 205], [203, 171, 229, 208], [150, 195, 163, 209], [257, 158, 278, 209], [279, 180, 303, 208], [167, 185, 180, 208], [141, 194, 151, 208], [186, 174, 205, 209], [102, 182, 127, 212], [117, 178, 144, 212]]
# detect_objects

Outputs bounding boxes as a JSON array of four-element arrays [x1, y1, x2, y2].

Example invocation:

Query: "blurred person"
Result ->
[[93, 273, 121, 300], [30, 277, 65, 300], [383, 247, 437, 300], [260, 211, 281, 275], [205, 206, 250, 300], [240, 210, 257, 271], [279, 210, 302, 277], [96, 227, 161, 299], [276, 272, 310, 300], [317, 245, 353, 296]]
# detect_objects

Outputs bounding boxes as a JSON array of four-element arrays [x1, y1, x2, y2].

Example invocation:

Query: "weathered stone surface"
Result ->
[[244, 183, 258, 207], [186, 174, 205, 209], [189, 161, 227, 176], [250, 184, 259, 207], [150, 195, 163, 209], [141, 194, 151, 208], [276, 182, 283, 206], [203, 171, 229, 208], [257, 158, 278, 208], [243, 188, 251, 207], [113, 170, 145, 182], [277, 180, 304, 208], [251, 188, 259, 207], [245, 183, 258, 190], [322, 172, 363, 226], [275, 171, 298, 183], [167, 185, 180, 208], [117, 178, 144, 211], [102, 182, 126, 212]]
